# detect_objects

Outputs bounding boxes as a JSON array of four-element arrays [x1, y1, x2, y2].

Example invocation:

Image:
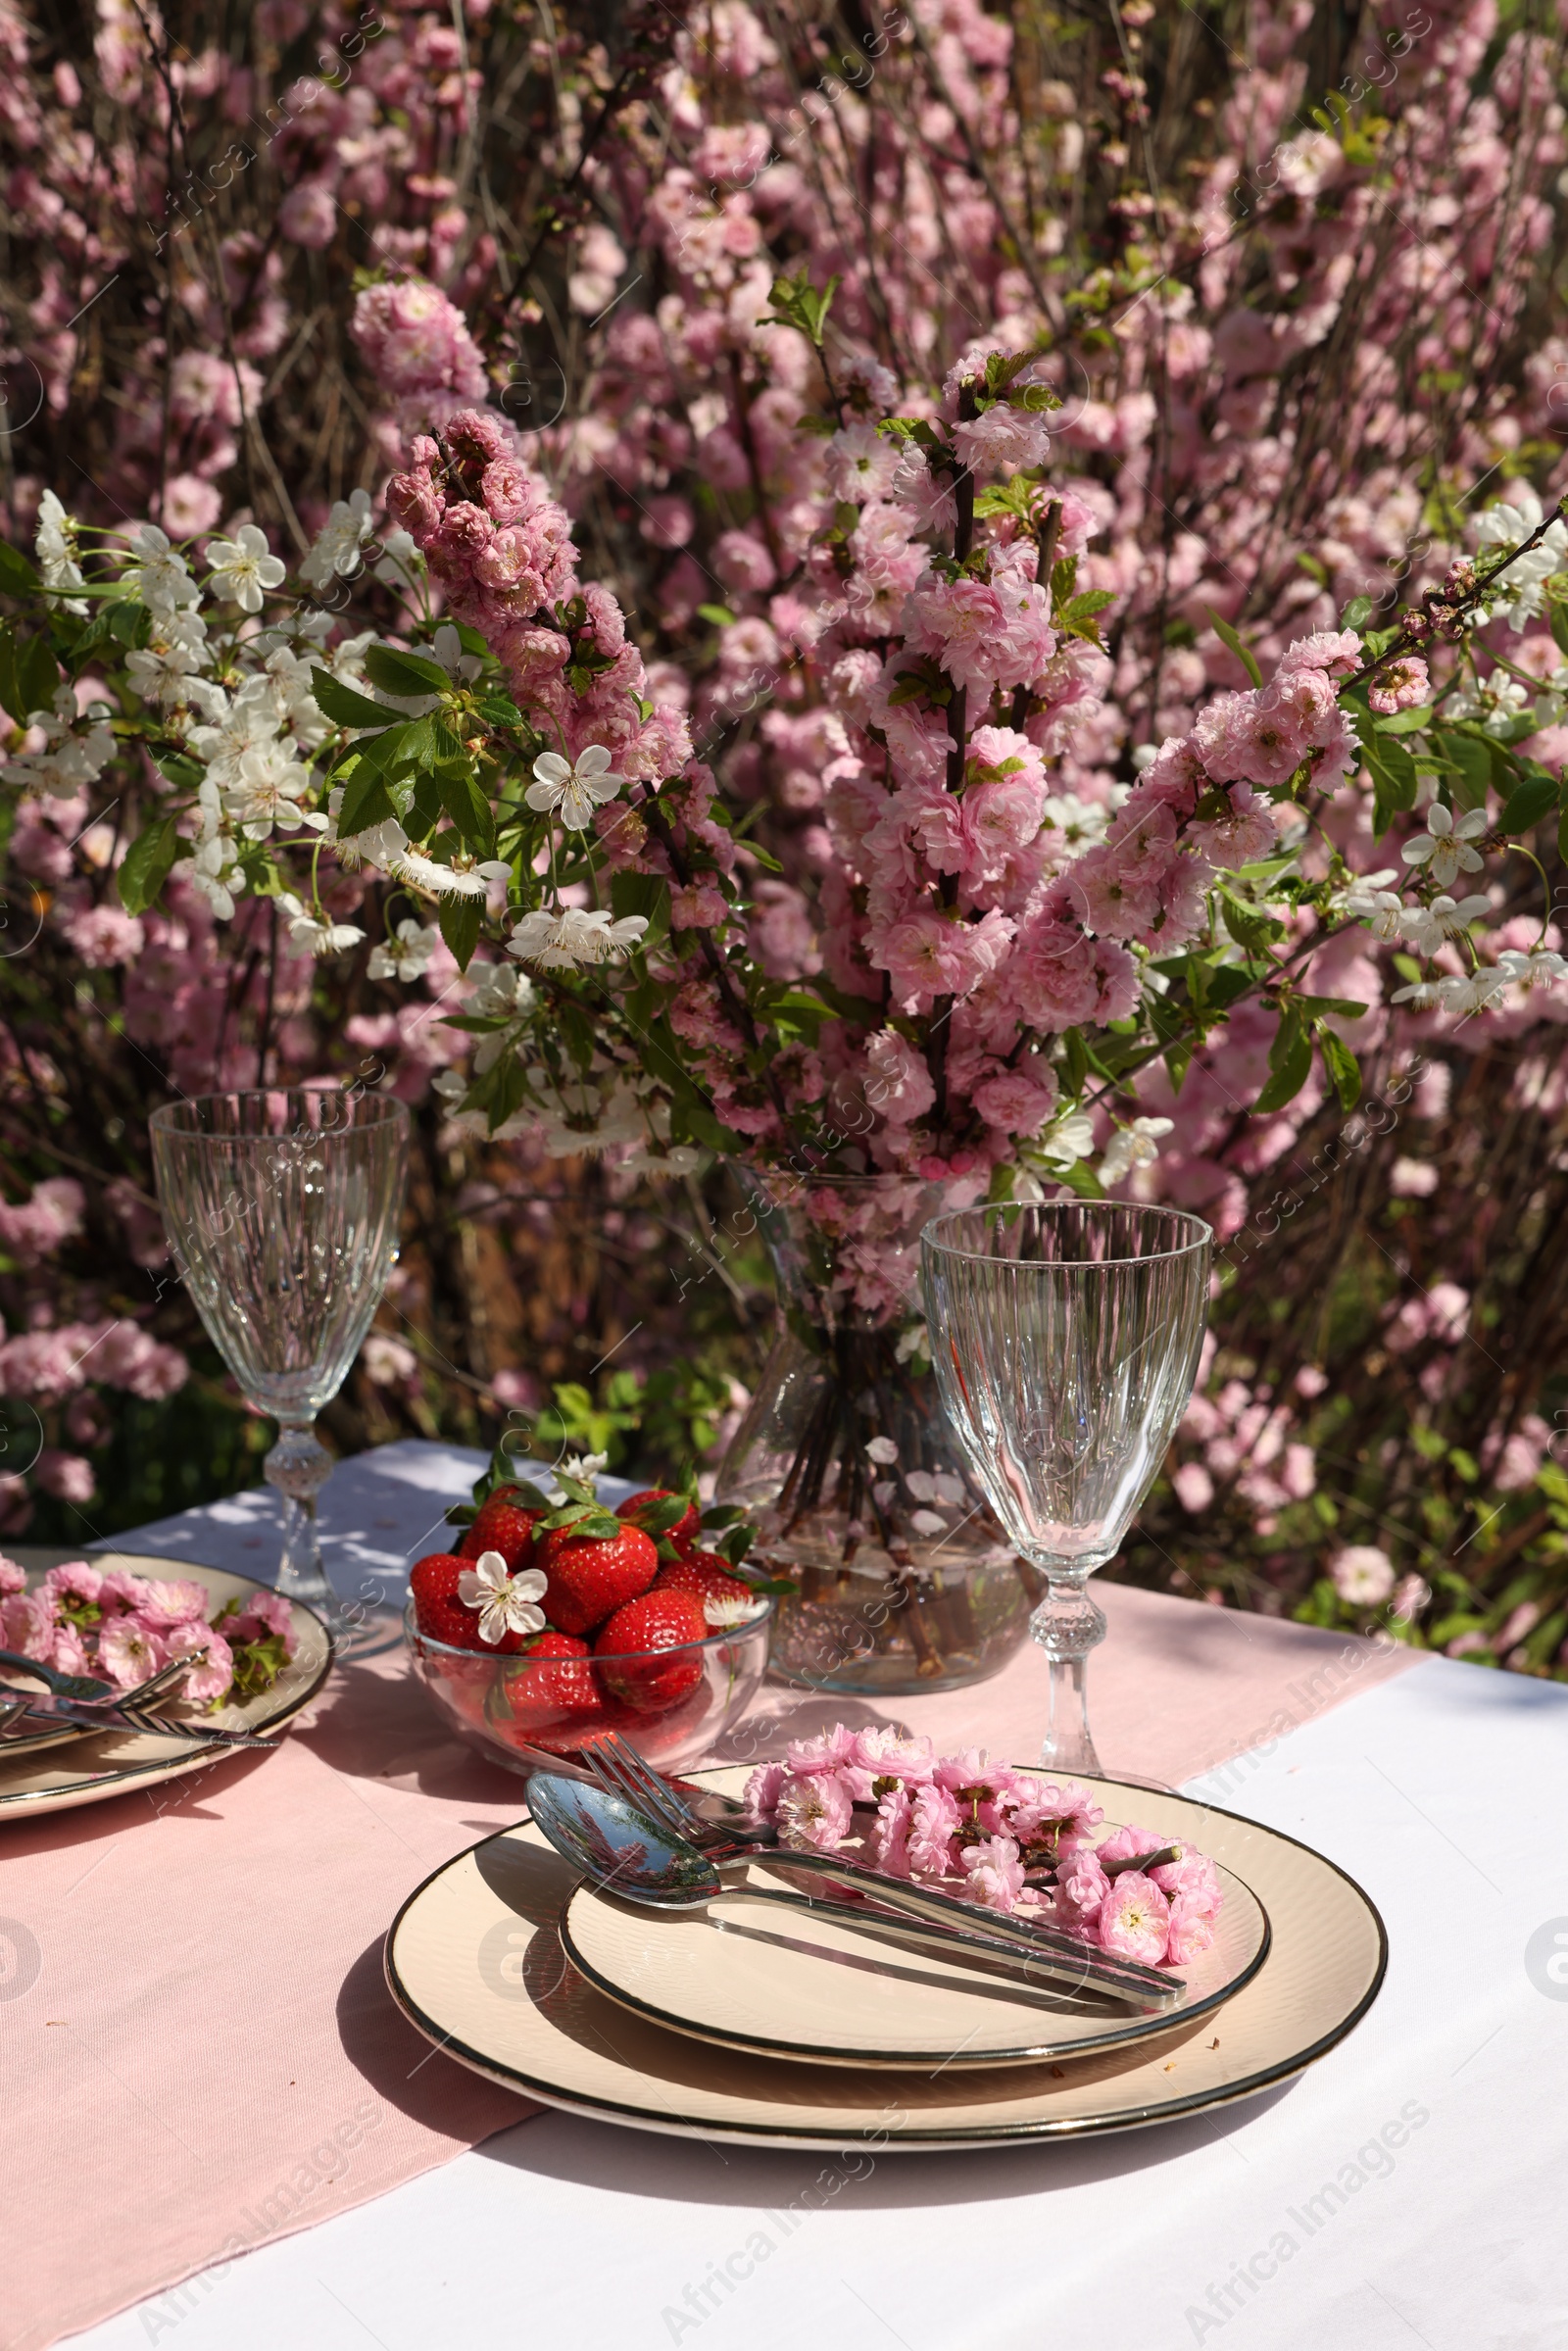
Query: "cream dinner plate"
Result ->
[[559, 1831, 1268, 2069], [0, 1547, 332, 1817], [384, 1769, 1387, 2148]]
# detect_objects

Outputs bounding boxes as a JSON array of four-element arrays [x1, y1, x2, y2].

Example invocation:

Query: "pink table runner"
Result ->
[[2, 1576, 1416, 2351]]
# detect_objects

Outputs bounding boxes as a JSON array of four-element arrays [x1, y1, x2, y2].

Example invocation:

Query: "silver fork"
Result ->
[[578, 1732, 1183, 2006]]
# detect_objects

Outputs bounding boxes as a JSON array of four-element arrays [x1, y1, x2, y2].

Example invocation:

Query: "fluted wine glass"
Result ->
[[921, 1201, 1211, 1777], [150, 1088, 410, 1612]]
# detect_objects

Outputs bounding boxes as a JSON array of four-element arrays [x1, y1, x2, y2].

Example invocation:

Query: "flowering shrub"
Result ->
[[1, 0, 1567, 1675]]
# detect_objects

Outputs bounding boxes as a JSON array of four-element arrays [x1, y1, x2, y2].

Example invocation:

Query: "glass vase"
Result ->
[[714, 1167, 1039, 1694]]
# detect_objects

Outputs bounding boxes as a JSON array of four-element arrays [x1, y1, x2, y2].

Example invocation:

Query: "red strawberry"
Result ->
[[410, 1550, 527, 1652], [594, 1589, 708, 1713], [499, 1630, 605, 1742], [411, 1552, 483, 1650], [654, 1550, 758, 1620], [458, 1501, 540, 1573], [538, 1522, 659, 1637], [616, 1489, 700, 1557]]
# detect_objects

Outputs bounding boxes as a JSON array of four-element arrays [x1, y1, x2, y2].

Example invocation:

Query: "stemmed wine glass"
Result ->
[[150, 1088, 410, 1613], [921, 1200, 1211, 1778]]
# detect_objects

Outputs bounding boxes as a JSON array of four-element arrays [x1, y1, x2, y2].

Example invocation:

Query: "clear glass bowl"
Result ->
[[403, 1597, 774, 1776]]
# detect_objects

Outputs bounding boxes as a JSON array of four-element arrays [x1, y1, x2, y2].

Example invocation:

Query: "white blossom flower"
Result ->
[[1338, 867, 1401, 938], [329, 799, 410, 874], [368, 917, 441, 981], [427, 622, 483, 684], [525, 744, 624, 830], [1036, 1110, 1096, 1168], [189, 829, 247, 920], [125, 612, 214, 712], [225, 740, 319, 840], [457, 1551, 548, 1644], [205, 523, 286, 612], [1398, 893, 1489, 958], [864, 1436, 899, 1465], [122, 523, 201, 617], [276, 891, 366, 957], [35, 490, 86, 612], [1435, 969, 1509, 1015], [546, 1452, 609, 1501], [703, 1590, 766, 1629], [894, 1322, 928, 1364], [1099, 1114, 1174, 1185], [396, 844, 512, 898], [1390, 976, 1443, 1009], [1400, 803, 1487, 890], [2, 685, 114, 798], [507, 904, 649, 968], [187, 679, 282, 789], [1496, 947, 1568, 990], [1471, 489, 1568, 629], [466, 961, 534, 1019], [299, 489, 373, 591], [534, 1081, 645, 1157], [373, 528, 424, 592]]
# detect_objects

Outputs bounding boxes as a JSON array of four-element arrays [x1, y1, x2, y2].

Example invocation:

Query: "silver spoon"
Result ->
[[524, 1773, 1176, 2008]]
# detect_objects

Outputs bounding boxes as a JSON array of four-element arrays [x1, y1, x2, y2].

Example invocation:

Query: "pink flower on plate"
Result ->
[[1097, 1871, 1171, 1964], [784, 1723, 860, 1777], [162, 1619, 235, 1705], [1165, 1890, 1219, 1967], [866, 1785, 915, 1879], [849, 1725, 937, 1792], [223, 1591, 297, 1653], [41, 1560, 104, 1614], [97, 1613, 166, 1690], [1148, 1847, 1223, 1917], [0, 1592, 55, 1661], [97, 1570, 160, 1617], [776, 1770, 854, 1852], [52, 1622, 90, 1676], [962, 1834, 1026, 1912], [907, 1782, 963, 1877], [131, 1578, 212, 1632], [1052, 1846, 1110, 1937], [743, 1760, 788, 1816], [1009, 1780, 1104, 1855], [1095, 1822, 1164, 1870]]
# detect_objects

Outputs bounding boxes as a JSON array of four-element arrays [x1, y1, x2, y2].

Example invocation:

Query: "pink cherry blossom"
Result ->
[[1096, 1871, 1172, 1964]]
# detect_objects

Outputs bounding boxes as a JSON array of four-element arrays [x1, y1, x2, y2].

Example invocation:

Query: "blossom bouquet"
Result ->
[[5, 260, 1568, 1684], [0, 1556, 297, 1708], [747, 1724, 1223, 1968]]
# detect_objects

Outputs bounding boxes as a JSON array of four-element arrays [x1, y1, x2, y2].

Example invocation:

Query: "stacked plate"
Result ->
[[385, 1767, 1387, 2149]]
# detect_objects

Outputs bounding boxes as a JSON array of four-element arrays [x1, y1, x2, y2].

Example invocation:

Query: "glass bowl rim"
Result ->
[[920, 1200, 1213, 1267], [150, 1089, 410, 1139], [402, 1591, 773, 1664]]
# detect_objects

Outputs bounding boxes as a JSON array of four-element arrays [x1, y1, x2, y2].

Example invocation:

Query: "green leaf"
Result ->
[[153, 752, 204, 792], [1433, 728, 1492, 812], [436, 761, 496, 854], [1051, 1157, 1105, 1200], [1551, 601, 1568, 661], [758, 268, 840, 345], [107, 598, 152, 649], [0, 629, 61, 722], [697, 604, 736, 628], [1316, 1024, 1361, 1111], [363, 643, 450, 698], [1219, 890, 1286, 954], [117, 814, 181, 914], [1373, 705, 1434, 737], [1206, 606, 1263, 690], [624, 1494, 692, 1536], [0, 540, 39, 597], [1340, 595, 1374, 630], [1496, 769, 1559, 836], [1253, 1007, 1313, 1113], [335, 758, 400, 839], [312, 667, 398, 730], [439, 892, 482, 972], [1366, 737, 1419, 837]]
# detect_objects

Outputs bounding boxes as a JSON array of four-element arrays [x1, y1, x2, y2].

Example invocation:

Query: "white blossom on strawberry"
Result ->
[[457, 1550, 548, 1644]]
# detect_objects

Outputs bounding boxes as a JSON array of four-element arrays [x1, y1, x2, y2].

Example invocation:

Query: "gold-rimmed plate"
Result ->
[[558, 1821, 1269, 2069], [0, 1548, 332, 1817], [384, 1769, 1387, 2149]]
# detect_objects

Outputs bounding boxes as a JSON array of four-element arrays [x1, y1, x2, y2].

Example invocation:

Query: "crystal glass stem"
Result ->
[[1031, 1570, 1107, 1776], [264, 1421, 334, 1610]]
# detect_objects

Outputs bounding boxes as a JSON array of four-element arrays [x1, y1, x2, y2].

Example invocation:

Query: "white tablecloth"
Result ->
[[73, 1445, 1568, 2350]]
